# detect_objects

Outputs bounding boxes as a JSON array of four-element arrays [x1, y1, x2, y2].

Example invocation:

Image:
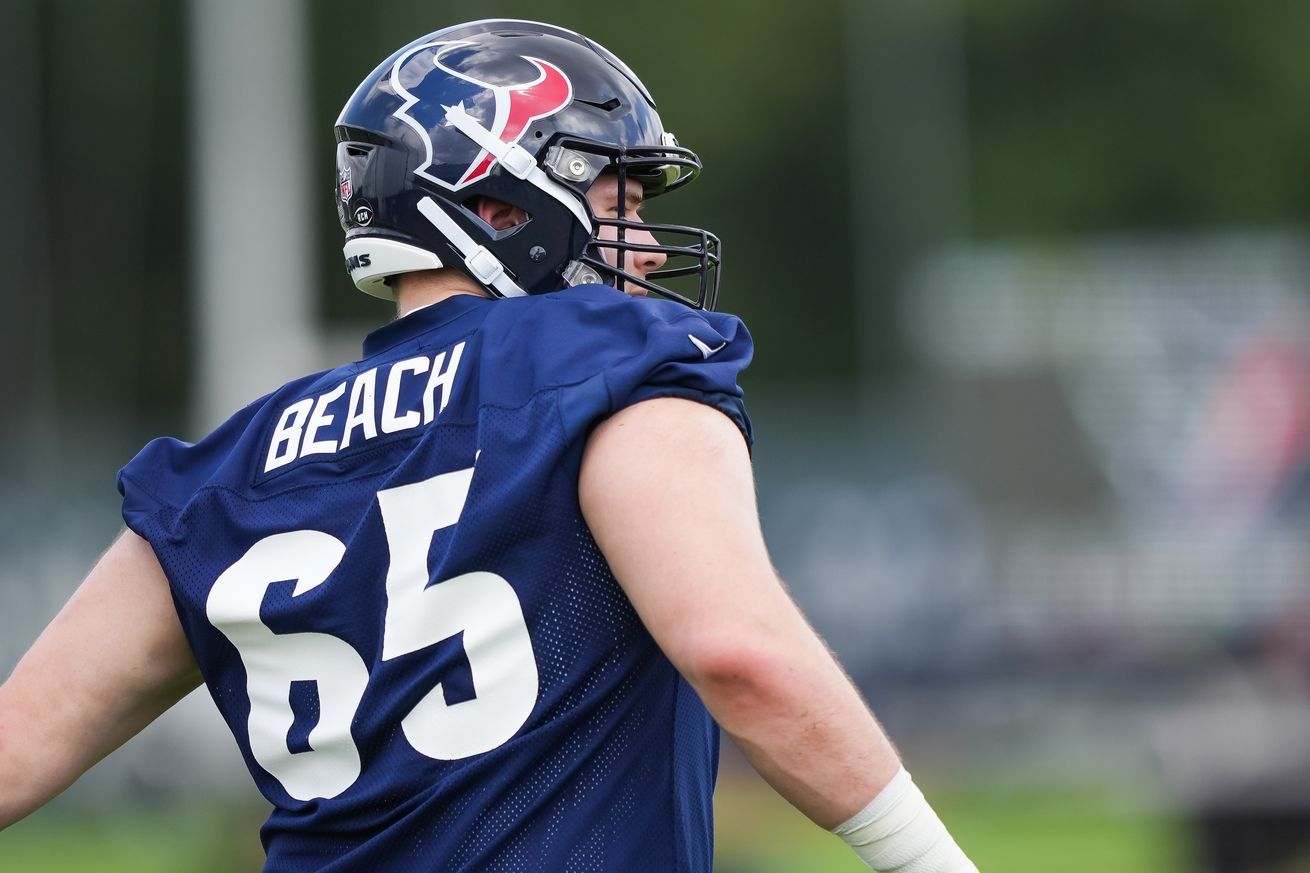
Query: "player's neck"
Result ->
[[393, 269, 490, 318]]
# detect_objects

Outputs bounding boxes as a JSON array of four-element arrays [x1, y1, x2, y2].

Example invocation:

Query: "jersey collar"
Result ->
[[362, 294, 489, 358]]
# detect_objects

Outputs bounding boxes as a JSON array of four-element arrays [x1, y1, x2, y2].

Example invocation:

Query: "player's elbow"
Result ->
[[0, 694, 71, 830], [677, 637, 799, 725]]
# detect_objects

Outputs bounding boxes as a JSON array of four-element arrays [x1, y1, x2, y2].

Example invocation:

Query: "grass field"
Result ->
[[0, 776, 1190, 872], [714, 771, 1190, 872], [0, 803, 266, 873]]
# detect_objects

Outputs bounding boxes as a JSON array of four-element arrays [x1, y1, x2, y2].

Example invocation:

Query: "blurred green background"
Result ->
[[4, 0, 1310, 870]]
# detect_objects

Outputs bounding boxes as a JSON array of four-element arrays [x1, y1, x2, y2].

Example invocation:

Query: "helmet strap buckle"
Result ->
[[562, 260, 604, 287], [465, 247, 506, 284]]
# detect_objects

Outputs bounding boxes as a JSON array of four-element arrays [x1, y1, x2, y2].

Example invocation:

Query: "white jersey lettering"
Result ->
[[265, 398, 314, 472], [340, 368, 378, 450], [263, 341, 466, 472], [302, 380, 349, 457], [382, 356, 431, 434]]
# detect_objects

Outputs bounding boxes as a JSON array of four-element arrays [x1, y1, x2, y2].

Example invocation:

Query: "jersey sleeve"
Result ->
[[117, 390, 275, 532], [603, 307, 752, 439], [538, 287, 754, 446]]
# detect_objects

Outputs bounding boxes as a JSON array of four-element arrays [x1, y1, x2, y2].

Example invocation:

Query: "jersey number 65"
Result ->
[[205, 464, 538, 801]]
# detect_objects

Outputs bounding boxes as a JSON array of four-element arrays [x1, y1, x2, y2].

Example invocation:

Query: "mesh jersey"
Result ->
[[118, 285, 753, 872]]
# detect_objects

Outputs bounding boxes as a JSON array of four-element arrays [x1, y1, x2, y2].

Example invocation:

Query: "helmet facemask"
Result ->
[[547, 137, 722, 310]]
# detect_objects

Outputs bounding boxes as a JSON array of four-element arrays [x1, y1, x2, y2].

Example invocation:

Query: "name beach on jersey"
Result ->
[[264, 338, 466, 473]]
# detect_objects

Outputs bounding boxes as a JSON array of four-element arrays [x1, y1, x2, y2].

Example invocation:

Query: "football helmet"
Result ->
[[335, 19, 721, 309]]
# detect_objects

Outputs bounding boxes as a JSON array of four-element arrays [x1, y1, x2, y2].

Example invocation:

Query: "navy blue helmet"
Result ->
[[335, 19, 721, 309]]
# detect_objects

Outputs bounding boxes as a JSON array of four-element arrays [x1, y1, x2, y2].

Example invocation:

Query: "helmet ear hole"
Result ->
[[466, 195, 531, 238], [467, 196, 532, 234]]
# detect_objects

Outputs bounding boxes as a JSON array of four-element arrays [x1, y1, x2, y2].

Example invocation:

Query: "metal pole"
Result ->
[[189, 0, 316, 434]]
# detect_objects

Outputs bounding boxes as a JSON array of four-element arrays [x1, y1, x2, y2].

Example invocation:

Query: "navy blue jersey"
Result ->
[[118, 285, 752, 872]]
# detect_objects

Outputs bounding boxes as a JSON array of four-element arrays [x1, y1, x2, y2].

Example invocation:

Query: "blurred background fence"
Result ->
[[3, 1, 1310, 870]]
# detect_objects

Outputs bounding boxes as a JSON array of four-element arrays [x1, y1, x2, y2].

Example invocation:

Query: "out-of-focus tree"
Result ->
[[966, 0, 1310, 235]]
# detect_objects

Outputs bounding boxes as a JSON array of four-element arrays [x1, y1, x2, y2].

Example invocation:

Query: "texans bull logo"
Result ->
[[390, 40, 573, 191]]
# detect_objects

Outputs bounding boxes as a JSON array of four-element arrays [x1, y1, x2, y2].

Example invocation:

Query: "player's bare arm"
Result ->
[[0, 531, 201, 829], [580, 396, 978, 870], [580, 396, 898, 826]]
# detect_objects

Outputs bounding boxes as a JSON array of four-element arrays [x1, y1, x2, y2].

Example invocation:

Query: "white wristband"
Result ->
[[832, 767, 978, 873]]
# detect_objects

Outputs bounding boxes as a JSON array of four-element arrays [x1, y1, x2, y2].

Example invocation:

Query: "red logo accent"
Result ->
[[456, 57, 572, 186]]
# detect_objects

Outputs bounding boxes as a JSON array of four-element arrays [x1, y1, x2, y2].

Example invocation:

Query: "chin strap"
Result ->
[[443, 101, 593, 233], [417, 196, 528, 299]]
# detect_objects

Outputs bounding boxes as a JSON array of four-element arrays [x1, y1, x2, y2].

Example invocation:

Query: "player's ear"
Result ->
[[470, 196, 529, 231]]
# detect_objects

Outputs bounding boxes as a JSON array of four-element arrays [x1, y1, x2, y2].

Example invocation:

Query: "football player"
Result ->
[[0, 19, 977, 872]]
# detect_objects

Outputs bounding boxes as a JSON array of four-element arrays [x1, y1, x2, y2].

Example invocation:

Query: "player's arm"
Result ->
[[0, 530, 202, 829], [579, 397, 976, 872]]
